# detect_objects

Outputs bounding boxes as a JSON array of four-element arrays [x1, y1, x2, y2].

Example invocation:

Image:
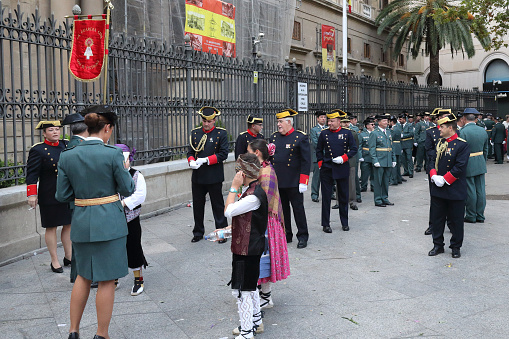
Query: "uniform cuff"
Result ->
[[299, 174, 309, 185], [207, 154, 218, 165], [318, 160, 323, 169], [27, 184, 37, 197], [443, 172, 457, 185], [341, 154, 349, 163], [429, 169, 437, 178], [187, 156, 195, 163]]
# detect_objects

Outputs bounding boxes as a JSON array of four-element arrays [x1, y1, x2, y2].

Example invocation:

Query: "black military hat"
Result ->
[[398, 113, 406, 119], [327, 109, 347, 119], [35, 120, 61, 130], [80, 104, 118, 125], [246, 115, 263, 124], [276, 108, 298, 119], [401, 110, 409, 114], [486, 112, 493, 117], [375, 113, 391, 120], [407, 114, 415, 118], [314, 110, 326, 117], [437, 112, 457, 125], [389, 115, 397, 122], [61, 113, 85, 125], [364, 118, 374, 126], [456, 111, 463, 118], [349, 114, 358, 119], [424, 112, 431, 116], [198, 106, 221, 120], [417, 112, 425, 117]]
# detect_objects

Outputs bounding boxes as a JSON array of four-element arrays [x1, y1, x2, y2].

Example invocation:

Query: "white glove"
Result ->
[[503, 141, 506, 145], [189, 160, 201, 170], [401, 133, 403, 138], [414, 143, 418, 147], [196, 157, 208, 165], [392, 162, 396, 168], [332, 156, 344, 164], [298, 183, 308, 193], [433, 175, 445, 187], [374, 162, 381, 167], [490, 141, 494, 146], [359, 158, 364, 162]]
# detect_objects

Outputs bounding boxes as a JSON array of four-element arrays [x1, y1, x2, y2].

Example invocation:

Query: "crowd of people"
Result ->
[[24, 104, 505, 339]]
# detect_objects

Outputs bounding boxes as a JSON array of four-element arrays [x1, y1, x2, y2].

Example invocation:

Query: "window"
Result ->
[[347, 38, 351, 54], [381, 48, 386, 63], [292, 21, 301, 41], [364, 43, 371, 59], [399, 54, 405, 67]]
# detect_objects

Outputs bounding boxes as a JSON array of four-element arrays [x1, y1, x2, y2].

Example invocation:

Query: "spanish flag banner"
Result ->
[[321, 25, 336, 73], [69, 18, 107, 82], [185, 0, 236, 57], [348, 0, 352, 13]]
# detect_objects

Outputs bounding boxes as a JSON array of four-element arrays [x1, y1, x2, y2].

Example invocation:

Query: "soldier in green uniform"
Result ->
[[414, 112, 431, 172], [483, 113, 495, 159], [359, 118, 375, 192], [491, 116, 506, 164], [310, 111, 327, 202], [400, 113, 414, 178], [389, 116, 403, 185], [368, 114, 396, 207], [476, 113, 486, 128], [460, 108, 488, 223]]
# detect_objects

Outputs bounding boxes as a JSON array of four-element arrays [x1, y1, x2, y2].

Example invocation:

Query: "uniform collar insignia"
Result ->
[[203, 126, 215, 134], [247, 129, 257, 137], [284, 127, 295, 136], [44, 139, 59, 147], [446, 133, 458, 143]]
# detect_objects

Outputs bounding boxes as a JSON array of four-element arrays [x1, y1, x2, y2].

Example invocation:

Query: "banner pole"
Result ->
[[103, 1, 113, 104]]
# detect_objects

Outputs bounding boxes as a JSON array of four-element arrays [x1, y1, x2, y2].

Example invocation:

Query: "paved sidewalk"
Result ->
[[1, 162, 509, 339]]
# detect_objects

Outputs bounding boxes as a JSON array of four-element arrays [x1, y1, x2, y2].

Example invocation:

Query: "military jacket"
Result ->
[[67, 135, 86, 148], [391, 123, 402, 155], [269, 128, 311, 188], [316, 127, 358, 179], [187, 126, 229, 185], [310, 124, 327, 163], [368, 127, 396, 167], [491, 122, 506, 143], [401, 122, 414, 149], [484, 119, 495, 136], [425, 126, 440, 163], [55, 139, 135, 243], [26, 139, 68, 204], [459, 122, 488, 177], [476, 119, 486, 128], [234, 130, 264, 159], [414, 121, 429, 143], [427, 134, 469, 201], [359, 129, 373, 162]]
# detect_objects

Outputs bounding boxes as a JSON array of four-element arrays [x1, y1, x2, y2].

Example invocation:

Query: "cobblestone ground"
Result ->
[[1, 161, 508, 339]]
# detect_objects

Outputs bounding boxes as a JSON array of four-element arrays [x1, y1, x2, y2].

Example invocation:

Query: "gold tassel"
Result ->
[[435, 139, 448, 172], [189, 133, 208, 156]]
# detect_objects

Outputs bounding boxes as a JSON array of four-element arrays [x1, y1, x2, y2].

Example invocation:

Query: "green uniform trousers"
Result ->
[[414, 142, 426, 171], [373, 166, 391, 205], [401, 149, 413, 175], [390, 155, 402, 184], [360, 162, 374, 190], [311, 162, 320, 200], [465, 174, 486, 222]]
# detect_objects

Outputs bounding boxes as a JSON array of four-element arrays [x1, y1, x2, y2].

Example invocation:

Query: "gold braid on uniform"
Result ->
[[435, 139, 448, 171], [189, 133, 208, 156]]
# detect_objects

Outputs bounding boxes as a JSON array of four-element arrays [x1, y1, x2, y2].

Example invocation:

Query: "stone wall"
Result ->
[[0, 154, 236, 266]]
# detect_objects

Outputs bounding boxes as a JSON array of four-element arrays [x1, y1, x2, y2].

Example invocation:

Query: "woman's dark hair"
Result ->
[[84, 113, 112, 134], [249, 139, 269, 161]]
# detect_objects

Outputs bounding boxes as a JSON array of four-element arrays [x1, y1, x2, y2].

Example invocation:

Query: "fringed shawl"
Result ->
[[259, 161, 285, 229]]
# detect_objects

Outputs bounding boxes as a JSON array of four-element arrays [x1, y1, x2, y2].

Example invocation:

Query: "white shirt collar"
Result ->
[[85, 137, 104, 142]]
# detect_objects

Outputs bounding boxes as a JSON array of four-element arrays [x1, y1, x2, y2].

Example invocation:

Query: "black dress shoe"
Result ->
[[389, 182, 397, 186], [409, 175, 414, 178], [464, 218, 476, 223], [350, 204, 358, 210], [415, 169, 421, 172], [286, 237, 293, 243], [356, 198, 362, 203], [93, 335, 106, 339], [297, 240, 307, 249], [360, 188, 367, 192], [384, 202, 394, 206], [323, 226, 332, 233], [370, 187, 374, 192], [342, 225, 349, 231], [424, 227, 432, 235], [63, 257, 72, 266], [476, 219, 485, 223], [402, 173, 409, 177], [401, 178, 407, 182], [428, 246, 445, 256], [51, 263, 64, 273], [375, 203, 386, 207], [68, 332, 79, 339], [91, 282, 98, 288], [451, 248, 461, 258], [218, 238, 228, 244], [332, 204, 339, 209], [191, 236, 203, 243], [312, 198, 319, 202], [331, 195, 337, 200]]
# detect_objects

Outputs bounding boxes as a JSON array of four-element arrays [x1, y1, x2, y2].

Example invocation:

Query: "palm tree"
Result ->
[[375, 0, 490, 86]]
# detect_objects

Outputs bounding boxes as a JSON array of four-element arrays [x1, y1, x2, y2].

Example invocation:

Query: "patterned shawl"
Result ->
[[259, 161, 285, 229]]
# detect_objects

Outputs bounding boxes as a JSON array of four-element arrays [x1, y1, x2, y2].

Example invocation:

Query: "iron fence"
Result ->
[[0, 2, 498, 186]]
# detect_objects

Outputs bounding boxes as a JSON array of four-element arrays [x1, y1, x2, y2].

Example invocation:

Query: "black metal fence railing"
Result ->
[[0, 2, 498, 186]]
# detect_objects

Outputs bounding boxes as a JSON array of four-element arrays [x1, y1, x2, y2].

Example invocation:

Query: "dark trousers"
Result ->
[[430, 196, 465, 249], [373, 166, 391, 205], [415, 142, 426, 170], [192, 182, 228, 237], [311, 162, 320, 200], [279, 187, 309, 242], [488, 139, 493, 157], [494, 143, 503, 163], [360, 161, 374, 190], [390, 155, 402, 184], [320, 167, 349, 227], [401, 148, 413, 175], [127, 216, 148, 269], [354, 163, 361, 200]]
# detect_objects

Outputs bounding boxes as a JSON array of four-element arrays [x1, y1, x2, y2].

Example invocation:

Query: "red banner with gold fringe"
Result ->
[[69, 19, 107, 81]]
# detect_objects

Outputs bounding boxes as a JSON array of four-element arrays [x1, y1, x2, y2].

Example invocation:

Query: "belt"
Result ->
[[376, 148, 392, 151], [469, 151, 483, 157], [401, 137, 413, 141], [486, 129, 492, 132], [75, 194, 119, 207], [393, 141, 400, 143], [362, 147, 369, 151]]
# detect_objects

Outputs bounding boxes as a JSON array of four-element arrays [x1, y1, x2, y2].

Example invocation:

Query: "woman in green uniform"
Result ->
[[56, 105, 135, 339]]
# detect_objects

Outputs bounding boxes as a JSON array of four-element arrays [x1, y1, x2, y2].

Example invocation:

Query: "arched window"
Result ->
[[485, 59, 509, 83]]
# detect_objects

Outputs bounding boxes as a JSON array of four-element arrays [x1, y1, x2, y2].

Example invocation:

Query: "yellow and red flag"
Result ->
[[348, 0, 352, 13], [321, 25, 336, 73], [69, 17, 107, 81], [185, 0, 236, 57]]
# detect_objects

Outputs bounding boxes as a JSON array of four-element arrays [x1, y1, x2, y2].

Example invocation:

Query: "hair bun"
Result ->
[[267, 143, 276, 156], [84, 113, 100, 128]]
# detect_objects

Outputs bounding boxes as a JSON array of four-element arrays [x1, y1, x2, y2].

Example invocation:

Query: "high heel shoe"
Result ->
[[68, 332, 79, 339], [50, 263, 63, 273], [63, 257, 72, 266], [93, 335, 106, 339]]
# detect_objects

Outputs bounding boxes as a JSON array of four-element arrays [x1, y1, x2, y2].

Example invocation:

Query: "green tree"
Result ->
[[375, 0, 491, 87]]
